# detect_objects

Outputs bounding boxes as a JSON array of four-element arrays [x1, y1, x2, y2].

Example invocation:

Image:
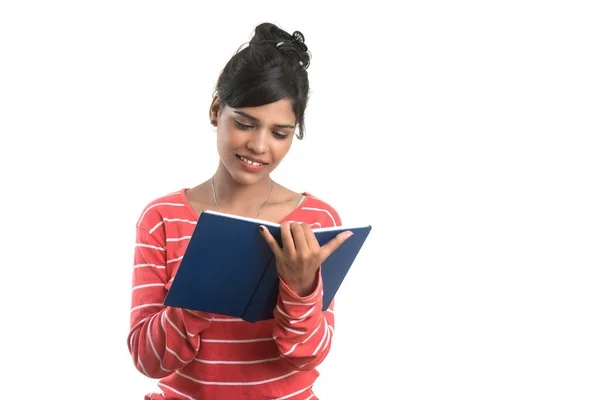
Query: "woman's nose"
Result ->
[[246, 129, 268, 154]]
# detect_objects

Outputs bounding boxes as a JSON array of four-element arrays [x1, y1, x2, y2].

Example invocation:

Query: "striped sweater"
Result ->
[[128, 189, 342, 399]]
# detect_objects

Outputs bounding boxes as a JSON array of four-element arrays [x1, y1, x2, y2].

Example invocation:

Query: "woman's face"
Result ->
[[211, 97, 297, 186]]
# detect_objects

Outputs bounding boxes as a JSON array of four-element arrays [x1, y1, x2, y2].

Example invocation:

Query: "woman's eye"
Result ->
[[234, 120, 253, 130], [272, 132, 288, 140]]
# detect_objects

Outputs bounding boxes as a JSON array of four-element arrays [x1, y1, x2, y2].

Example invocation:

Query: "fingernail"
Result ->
[[258, 226, 265, 232]]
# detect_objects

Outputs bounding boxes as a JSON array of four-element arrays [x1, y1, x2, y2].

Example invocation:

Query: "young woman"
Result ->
[[128, 22, 353, 399]]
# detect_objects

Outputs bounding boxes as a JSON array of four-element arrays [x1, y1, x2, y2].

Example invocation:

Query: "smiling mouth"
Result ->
[[237, 155, 267, 166]]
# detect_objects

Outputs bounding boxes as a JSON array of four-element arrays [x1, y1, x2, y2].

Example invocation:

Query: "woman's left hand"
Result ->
[[259, 222, 353, 297]]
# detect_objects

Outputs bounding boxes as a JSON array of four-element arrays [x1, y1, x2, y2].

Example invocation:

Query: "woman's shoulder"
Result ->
[[135, 188, 190, 231], [296, 192, 343, 227]]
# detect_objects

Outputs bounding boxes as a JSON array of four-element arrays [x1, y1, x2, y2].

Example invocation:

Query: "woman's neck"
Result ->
[[211, 164, 274, 212]]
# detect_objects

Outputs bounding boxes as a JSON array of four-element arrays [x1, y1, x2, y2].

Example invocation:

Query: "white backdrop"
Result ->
[[1, 1, 599, 399]]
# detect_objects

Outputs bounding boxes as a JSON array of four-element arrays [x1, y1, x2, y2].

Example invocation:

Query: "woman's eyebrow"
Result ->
[[233, 111, 295, 129]]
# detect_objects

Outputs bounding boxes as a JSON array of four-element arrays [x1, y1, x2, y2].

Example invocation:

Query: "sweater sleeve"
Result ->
[[272, 269, 335, 371], [127, 228, 214, 378]]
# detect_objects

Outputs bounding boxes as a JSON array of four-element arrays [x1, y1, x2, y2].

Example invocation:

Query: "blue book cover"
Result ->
[[163, 210, 372, 322]]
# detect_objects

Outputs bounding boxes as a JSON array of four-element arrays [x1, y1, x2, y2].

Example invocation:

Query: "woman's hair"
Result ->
[[215, 22, 311, 139]]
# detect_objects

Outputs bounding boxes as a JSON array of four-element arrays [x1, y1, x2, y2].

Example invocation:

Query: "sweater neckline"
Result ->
[[178, 188, 313, 224]]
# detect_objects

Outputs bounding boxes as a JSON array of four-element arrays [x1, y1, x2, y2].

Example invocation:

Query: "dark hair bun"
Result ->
[[250, 22, 311, 69]]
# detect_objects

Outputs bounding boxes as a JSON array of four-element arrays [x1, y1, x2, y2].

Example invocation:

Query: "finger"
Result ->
[[303, 223, 320, 251], [319, 230, 354, 261], [259, 225, 283, 259], [280, 222, 297, 258], [291, 222, 310, 255]]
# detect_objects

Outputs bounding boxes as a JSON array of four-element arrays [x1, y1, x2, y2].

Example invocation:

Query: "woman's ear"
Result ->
[[209, 96, 221, 126]]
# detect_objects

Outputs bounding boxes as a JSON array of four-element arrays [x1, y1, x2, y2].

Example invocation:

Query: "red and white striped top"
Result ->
[[128, 188, 342, 399]]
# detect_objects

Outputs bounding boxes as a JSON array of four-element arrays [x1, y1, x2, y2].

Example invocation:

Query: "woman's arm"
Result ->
[[127, 228, 214, 378], [260, 216, 351, 371], [272, 270, 335, 370]]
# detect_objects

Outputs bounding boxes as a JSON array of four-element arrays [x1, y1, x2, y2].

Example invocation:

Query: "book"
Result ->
[[163, 210, 372, 322]]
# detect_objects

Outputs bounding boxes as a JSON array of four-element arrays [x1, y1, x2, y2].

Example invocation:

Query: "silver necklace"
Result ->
[[211, 176, 273, 218]]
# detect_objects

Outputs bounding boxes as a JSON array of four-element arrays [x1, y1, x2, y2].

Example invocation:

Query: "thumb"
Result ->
[[320, 230, 353, 260]]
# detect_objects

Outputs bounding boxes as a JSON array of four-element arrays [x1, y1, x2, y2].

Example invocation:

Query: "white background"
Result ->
[[1, 1, 599, 399]]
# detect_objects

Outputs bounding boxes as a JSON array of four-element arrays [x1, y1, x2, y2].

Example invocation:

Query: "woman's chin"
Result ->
[[227, 167, 270, 186]]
